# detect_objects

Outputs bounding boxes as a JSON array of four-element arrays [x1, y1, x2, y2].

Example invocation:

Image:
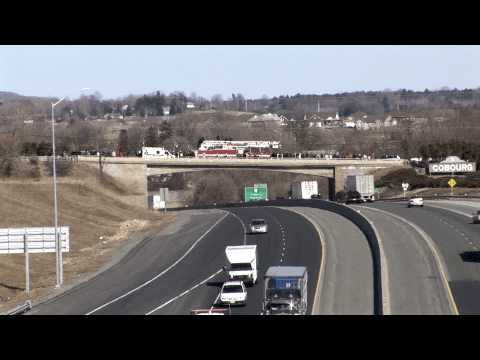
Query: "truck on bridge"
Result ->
[[262, 266, 308, 315], [142, 147, 175, 159]]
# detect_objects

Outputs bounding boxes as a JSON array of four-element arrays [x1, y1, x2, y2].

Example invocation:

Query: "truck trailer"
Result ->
[[345, 175, 375, 202], [262, 266, 308, 315], [291, 181, 318, 200]]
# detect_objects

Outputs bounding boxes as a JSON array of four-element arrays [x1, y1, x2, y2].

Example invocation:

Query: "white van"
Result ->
[[142, 147, 175, 159]]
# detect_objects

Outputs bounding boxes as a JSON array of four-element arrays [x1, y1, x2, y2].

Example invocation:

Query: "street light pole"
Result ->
[[51, 88, 90, 288], [51, 99, 64, 287]]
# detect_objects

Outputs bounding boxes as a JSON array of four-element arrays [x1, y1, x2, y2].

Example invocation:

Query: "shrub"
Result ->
[[44, 159, 73, 177], [0, 157, 17, 177], [335, 190, 346, 202]]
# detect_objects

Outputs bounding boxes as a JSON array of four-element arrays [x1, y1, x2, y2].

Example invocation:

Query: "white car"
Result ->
[[249, 219, 268, 234], [217, 281, 247, 306], [472, 210, 480, 224], [408, 197, 424, 207]]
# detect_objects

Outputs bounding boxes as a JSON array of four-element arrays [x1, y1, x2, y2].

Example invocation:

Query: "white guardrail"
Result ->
[[4, 301, 32, 315]]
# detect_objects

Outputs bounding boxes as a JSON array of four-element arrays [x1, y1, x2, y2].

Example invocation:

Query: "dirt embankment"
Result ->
[[0, 163, 174, 312]]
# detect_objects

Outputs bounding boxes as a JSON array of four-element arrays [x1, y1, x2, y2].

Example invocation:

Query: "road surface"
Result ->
[[30, 207, 321, 315], [366, 201, 480, 314]]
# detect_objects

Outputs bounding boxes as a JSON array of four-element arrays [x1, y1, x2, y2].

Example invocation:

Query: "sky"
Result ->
[[1, 45, 480, 100]]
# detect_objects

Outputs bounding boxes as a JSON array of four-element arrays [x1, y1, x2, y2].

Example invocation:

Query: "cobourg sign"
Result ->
[[428, 162, 476, 174]]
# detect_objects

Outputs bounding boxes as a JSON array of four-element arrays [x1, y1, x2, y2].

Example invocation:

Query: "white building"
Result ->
[[344, 120, 356, 128], [162, 106, 171, 116]]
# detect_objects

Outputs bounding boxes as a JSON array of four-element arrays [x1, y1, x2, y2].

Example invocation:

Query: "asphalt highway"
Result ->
[[154, 206, 321, 315], [285, 207, 374, 314], [29, 209, 230, 315], [365, 201, 480, 314], [351, 205, 454, 314], [30, 207, 321, 315]]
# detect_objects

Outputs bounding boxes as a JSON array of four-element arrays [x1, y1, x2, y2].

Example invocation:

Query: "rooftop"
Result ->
[[265, 266, 307, 278]]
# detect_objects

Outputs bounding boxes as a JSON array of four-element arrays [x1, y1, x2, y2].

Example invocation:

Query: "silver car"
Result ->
[[249, 219, 268, 234]]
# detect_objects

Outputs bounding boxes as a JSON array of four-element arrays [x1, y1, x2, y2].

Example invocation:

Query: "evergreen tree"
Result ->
[[118, 129, 129, 156], [144, 126, 159, 147]]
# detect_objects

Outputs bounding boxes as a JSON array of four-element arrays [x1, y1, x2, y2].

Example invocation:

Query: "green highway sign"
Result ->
[[245, 185, 268, 202]]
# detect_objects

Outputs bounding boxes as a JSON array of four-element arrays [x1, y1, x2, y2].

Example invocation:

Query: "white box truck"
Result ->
[[291, 181, 318, 199], [225, 245, 258, 285], [142, 147, 175, 159], [345, 175, 375, 202]]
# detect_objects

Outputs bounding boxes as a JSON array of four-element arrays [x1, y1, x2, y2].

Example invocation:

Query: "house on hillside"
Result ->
[[304, 113, 324, 128], [247, 113, 285, 126], [162, 106, 171, 116], [383, 116, 399, 127], [104, 113, 124, 120]]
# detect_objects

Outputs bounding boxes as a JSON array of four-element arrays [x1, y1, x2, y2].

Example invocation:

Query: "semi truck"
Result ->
[[291, 181, 318, 199], [262, 266, 308, 315], [345, 175, 375, 202], [225, 245, 258, 285]]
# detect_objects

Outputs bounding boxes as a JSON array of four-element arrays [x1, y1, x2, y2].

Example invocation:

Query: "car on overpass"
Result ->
[[249, 219, 268, 234], [472, 210, 480, 224], [408, 197, 424, 207]]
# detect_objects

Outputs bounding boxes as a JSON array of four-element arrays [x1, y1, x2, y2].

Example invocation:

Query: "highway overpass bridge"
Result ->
[[77, 156, 407, 203]]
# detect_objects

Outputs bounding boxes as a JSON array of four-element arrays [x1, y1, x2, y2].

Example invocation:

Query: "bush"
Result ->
[[457, 172, 480, 188], [375, 168, 437, 190], [44, 159, 73, 177], [335, 190, 346, 202], [0, 157, 17, 177]]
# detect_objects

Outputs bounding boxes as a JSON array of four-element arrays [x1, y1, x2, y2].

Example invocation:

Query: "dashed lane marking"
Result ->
[[85, 211, 229, 315], [145, 268, 223, 315]]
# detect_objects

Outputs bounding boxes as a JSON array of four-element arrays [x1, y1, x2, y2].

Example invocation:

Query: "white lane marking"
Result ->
[[85, 211, 229, 315], [226, 210, 248, 245], [212, 291, 222, 308], [358, 206, 459, 315], [145, 268, 223, 315]]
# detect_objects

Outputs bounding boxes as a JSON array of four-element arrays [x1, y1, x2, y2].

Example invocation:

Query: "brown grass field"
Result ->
[[0, 163, 174, 312]]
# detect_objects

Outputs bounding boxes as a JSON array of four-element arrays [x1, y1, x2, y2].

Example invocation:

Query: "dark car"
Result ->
[[310, 194, 322, 199], [346, 190, 363, 204]]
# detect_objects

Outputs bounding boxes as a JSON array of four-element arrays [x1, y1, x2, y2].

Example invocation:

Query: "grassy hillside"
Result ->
[[0, 163, 174, 312]]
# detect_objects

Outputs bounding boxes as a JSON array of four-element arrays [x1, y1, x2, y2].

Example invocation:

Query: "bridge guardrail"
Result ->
[[378, 195, 480, 202], [3, 300, 32, 315], [170, 199, 384, 315]]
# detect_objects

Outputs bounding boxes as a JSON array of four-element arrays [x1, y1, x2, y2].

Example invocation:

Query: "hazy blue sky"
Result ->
[[1, 45, 480, 100]]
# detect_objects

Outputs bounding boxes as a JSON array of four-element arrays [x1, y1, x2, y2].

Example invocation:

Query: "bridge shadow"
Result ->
[[206, 281, 224, 288], [460, 251, 480, 263]]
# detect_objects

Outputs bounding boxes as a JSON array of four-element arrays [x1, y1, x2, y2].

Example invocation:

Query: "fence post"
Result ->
[[24, 233, 30, 294]]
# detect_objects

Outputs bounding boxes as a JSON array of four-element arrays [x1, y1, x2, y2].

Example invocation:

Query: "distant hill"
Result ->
[[0, 91, 56, 107], [0, 91, 25, 102]]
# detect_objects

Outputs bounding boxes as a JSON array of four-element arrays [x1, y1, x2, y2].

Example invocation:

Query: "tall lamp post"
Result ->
[[51, 88, 90, 287]]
